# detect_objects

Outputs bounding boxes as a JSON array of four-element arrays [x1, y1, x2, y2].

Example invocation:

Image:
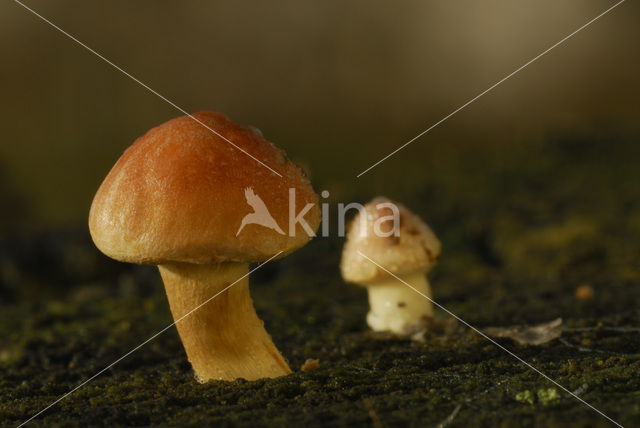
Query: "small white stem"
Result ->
[[365, 272, 433, 335]]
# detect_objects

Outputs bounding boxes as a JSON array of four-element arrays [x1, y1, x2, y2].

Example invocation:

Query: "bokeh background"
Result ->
[[1, 0, 639, 229]]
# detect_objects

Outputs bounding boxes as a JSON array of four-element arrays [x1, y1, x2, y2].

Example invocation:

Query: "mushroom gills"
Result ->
[[158, 262, 291, 381]]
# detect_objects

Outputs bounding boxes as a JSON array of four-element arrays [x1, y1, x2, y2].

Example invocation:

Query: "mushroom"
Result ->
[[340, 197, 441, 336], [89, 111, 320, 381]]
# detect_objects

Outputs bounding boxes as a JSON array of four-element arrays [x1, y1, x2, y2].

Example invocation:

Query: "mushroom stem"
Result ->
[[365, 272, 434, 335], [158, 262, 291, 381]]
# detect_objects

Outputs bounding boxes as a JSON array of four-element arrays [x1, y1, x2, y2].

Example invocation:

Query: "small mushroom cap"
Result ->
[[340, 197, 440, 284], [89, 111, 320, 265]]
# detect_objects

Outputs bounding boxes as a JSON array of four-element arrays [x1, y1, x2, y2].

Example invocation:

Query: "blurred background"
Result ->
[[1, 0, 638, 229], [1, 0, 640, 316]]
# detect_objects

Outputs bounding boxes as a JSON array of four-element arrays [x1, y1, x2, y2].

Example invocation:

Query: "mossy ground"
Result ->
[[1, 135, 640, 427]]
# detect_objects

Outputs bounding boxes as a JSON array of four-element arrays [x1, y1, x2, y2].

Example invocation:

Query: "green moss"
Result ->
[[515, 390, 535, 405], [1, 134, 640, 426], [537, 388, 560, 406]]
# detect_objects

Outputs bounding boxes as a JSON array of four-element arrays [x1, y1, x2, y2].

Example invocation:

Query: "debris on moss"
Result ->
[[484, 318, 562, 346], [300, 358, 320, 372], [574, 284, 595, 301]]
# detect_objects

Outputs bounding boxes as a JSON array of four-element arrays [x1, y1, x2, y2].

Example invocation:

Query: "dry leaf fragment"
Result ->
[[484, 318, 562, 345]]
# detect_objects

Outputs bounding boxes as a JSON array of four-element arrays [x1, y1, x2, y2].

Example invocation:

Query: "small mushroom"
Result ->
[[89, 111, 320, 381], [340, 197, 441, 336]]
